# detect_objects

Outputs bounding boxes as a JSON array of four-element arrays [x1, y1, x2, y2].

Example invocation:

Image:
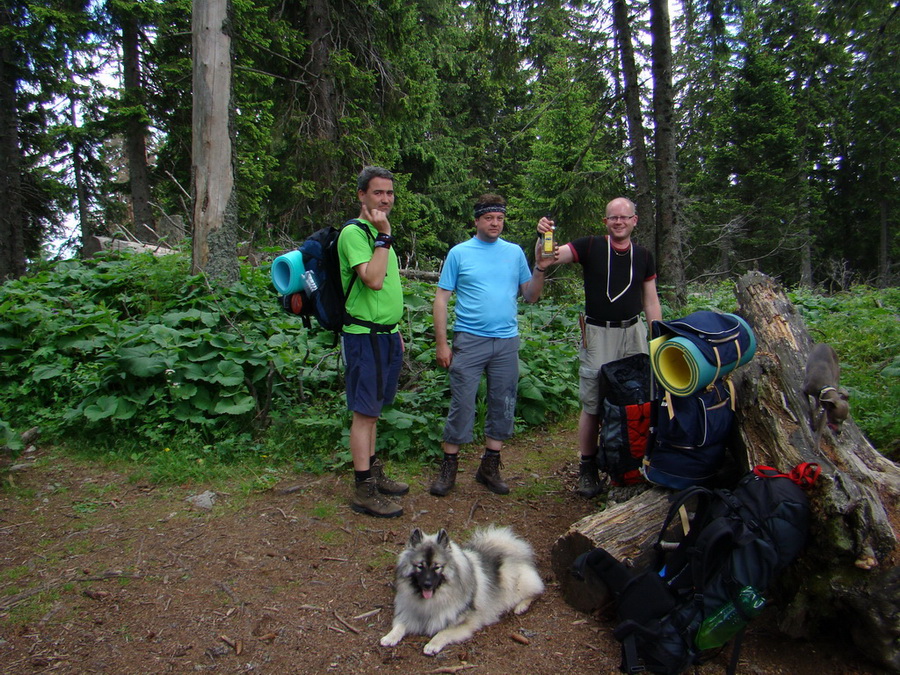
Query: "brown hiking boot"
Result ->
[[351, 478, 403, 518], [576, 458, 606, 498], [475, 453, 509, 495], [429, 455, 458, 496], [370, 457, 409, 496]]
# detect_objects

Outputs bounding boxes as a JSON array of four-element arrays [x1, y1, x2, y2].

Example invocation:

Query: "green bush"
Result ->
[[0, 253, 581, 475], [1, 256, 894, 476]]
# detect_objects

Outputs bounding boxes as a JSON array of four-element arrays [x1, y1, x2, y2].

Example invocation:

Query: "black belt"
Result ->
[[585, 315, 639, 329]]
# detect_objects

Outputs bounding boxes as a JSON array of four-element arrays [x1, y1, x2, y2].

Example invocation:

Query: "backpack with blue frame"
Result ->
[[642, 311, 757, 489], [571, 463, 819, 675], [643, 376, 738, 489], [273, 219, 372, 338]]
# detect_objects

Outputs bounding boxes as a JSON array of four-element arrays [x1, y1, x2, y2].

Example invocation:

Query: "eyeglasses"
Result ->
[[605, 214, 635, 222]]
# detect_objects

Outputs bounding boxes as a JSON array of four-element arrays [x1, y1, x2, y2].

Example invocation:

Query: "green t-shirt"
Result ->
[[337, 219, 403, 334]]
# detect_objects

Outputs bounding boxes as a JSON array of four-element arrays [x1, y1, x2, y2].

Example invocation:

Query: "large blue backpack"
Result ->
[[642, 310, 756, 489], [642, 378, 736, 489], [572, 464, 818, 675], [277, 219, 375, 336]]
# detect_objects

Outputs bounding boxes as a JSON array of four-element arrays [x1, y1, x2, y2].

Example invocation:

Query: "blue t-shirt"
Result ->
[[437, 237, 531, 338]]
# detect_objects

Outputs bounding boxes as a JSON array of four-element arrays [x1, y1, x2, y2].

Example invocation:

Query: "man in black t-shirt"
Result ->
[[537, 197, 662, 498]]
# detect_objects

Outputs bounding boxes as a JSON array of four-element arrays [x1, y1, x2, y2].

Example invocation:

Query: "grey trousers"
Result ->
[[443, 332, 520, 445]]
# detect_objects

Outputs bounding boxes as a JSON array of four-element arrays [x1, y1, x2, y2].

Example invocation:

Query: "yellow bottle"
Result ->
[[541, 228, 555, 259]]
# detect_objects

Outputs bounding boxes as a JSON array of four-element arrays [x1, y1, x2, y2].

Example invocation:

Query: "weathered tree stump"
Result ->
[[551, 271, 900, 670]]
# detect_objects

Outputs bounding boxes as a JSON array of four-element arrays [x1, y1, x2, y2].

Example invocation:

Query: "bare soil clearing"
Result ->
[[0, 426, 884, 674]]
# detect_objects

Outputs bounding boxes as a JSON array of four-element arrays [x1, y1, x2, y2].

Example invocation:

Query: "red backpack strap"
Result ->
[[752, 463, 820, 489], [789, 462, 821, 489], [752, 465, 789, 479]]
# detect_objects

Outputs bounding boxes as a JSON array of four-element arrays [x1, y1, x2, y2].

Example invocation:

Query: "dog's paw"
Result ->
[[513, 599, 534, 615], [380, 626, 405, 647], [423, 637, 447, 655]]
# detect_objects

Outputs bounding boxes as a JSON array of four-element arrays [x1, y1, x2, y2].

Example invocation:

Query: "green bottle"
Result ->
[[695, 586, 766, 650]]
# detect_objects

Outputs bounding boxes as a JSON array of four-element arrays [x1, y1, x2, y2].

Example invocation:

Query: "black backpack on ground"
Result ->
[[597, 353, 653, 486], [572, 464, 819, 675]]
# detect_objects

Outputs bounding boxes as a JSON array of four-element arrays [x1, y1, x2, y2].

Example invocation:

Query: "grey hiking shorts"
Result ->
[[443, 332, 520, 445]]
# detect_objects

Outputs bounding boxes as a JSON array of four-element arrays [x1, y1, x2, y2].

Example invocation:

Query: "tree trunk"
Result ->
[[120, 12, 157, 244], [0, 36, 27, 280], [69, 96, 94, 248], [305, 0, 338, 144], [649, 0, 685, 305], [551, 271, 900, 670], [191, 0, 239, 285], [613, 0, 654, 253], [878, 198, 890, 288]]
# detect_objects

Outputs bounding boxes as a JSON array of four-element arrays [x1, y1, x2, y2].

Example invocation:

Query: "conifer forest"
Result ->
[[0, 0, 897, 296]]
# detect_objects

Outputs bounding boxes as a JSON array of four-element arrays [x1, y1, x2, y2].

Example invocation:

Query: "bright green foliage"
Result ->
[[0, 253, 580, 473], [788, 286, 900, 456]]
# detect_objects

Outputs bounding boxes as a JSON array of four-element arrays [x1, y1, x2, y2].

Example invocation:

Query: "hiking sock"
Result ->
[[355, 469, 373, 483], [484, 449, 501, 459]]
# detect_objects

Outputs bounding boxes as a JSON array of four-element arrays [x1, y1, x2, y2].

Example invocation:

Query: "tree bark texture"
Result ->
[[191, 0, 239, 285], [649, 0, 685, 305], [613, 0, 654, 254], [0, 36, 27, 280], [120, 13, 157, 244], [551, 272, 900, 670]]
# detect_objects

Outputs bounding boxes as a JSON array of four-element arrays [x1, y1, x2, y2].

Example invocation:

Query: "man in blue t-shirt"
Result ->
[[430, 194, 547, 496]]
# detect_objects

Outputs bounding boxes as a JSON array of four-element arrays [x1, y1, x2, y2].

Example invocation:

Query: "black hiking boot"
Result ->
[[429, 455, 459, 496], [475, 453, 510, 495], [576, 458, 606, 498]]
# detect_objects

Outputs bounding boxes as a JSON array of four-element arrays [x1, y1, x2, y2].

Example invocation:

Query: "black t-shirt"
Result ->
[[568, 235, 657, 322]]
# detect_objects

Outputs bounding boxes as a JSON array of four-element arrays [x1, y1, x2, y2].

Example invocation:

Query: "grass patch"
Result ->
[[316, 528, 347, 546], [1, 589, 63, 626], [0, 565, 30, 584], [311, 503, 338, 520]]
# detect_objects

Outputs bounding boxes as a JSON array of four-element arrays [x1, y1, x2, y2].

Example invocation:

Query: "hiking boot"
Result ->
[[475, 454, 510, 495], [371, 457, 409, 496], [351, 478, 403, 518], [429, 455, 458, 497], [576, 459, 606, 498]]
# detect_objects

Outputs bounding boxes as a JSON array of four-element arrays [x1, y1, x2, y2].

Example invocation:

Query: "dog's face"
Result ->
[[399, 528, 451, 599], [821, 387, 850, 433]]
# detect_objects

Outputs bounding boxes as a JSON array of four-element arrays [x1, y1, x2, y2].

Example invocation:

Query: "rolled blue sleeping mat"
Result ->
[[271, 250, 305, 295], [727, 313, 757, 368], [650, 312, 757, 396]]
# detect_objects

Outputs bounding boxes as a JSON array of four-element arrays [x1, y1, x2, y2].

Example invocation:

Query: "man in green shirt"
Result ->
[[338, 166, 407, 518]]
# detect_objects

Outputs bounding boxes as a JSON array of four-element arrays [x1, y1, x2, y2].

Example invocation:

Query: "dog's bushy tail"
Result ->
[[465, 525, 535, 563]]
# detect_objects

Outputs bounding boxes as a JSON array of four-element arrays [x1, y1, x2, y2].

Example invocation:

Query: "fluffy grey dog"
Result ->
[[380, 525, 544, 655]]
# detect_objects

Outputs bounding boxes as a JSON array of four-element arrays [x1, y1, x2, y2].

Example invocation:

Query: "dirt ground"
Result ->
[[0, 425, 886, 675]]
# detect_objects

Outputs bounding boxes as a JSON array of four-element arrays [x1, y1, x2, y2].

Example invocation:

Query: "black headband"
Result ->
[[474, 204, 506, 218]]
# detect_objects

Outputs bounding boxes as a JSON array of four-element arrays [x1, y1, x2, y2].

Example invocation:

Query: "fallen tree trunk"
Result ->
[[83, 236, 177, 258], [551, 271, 900, 670]]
